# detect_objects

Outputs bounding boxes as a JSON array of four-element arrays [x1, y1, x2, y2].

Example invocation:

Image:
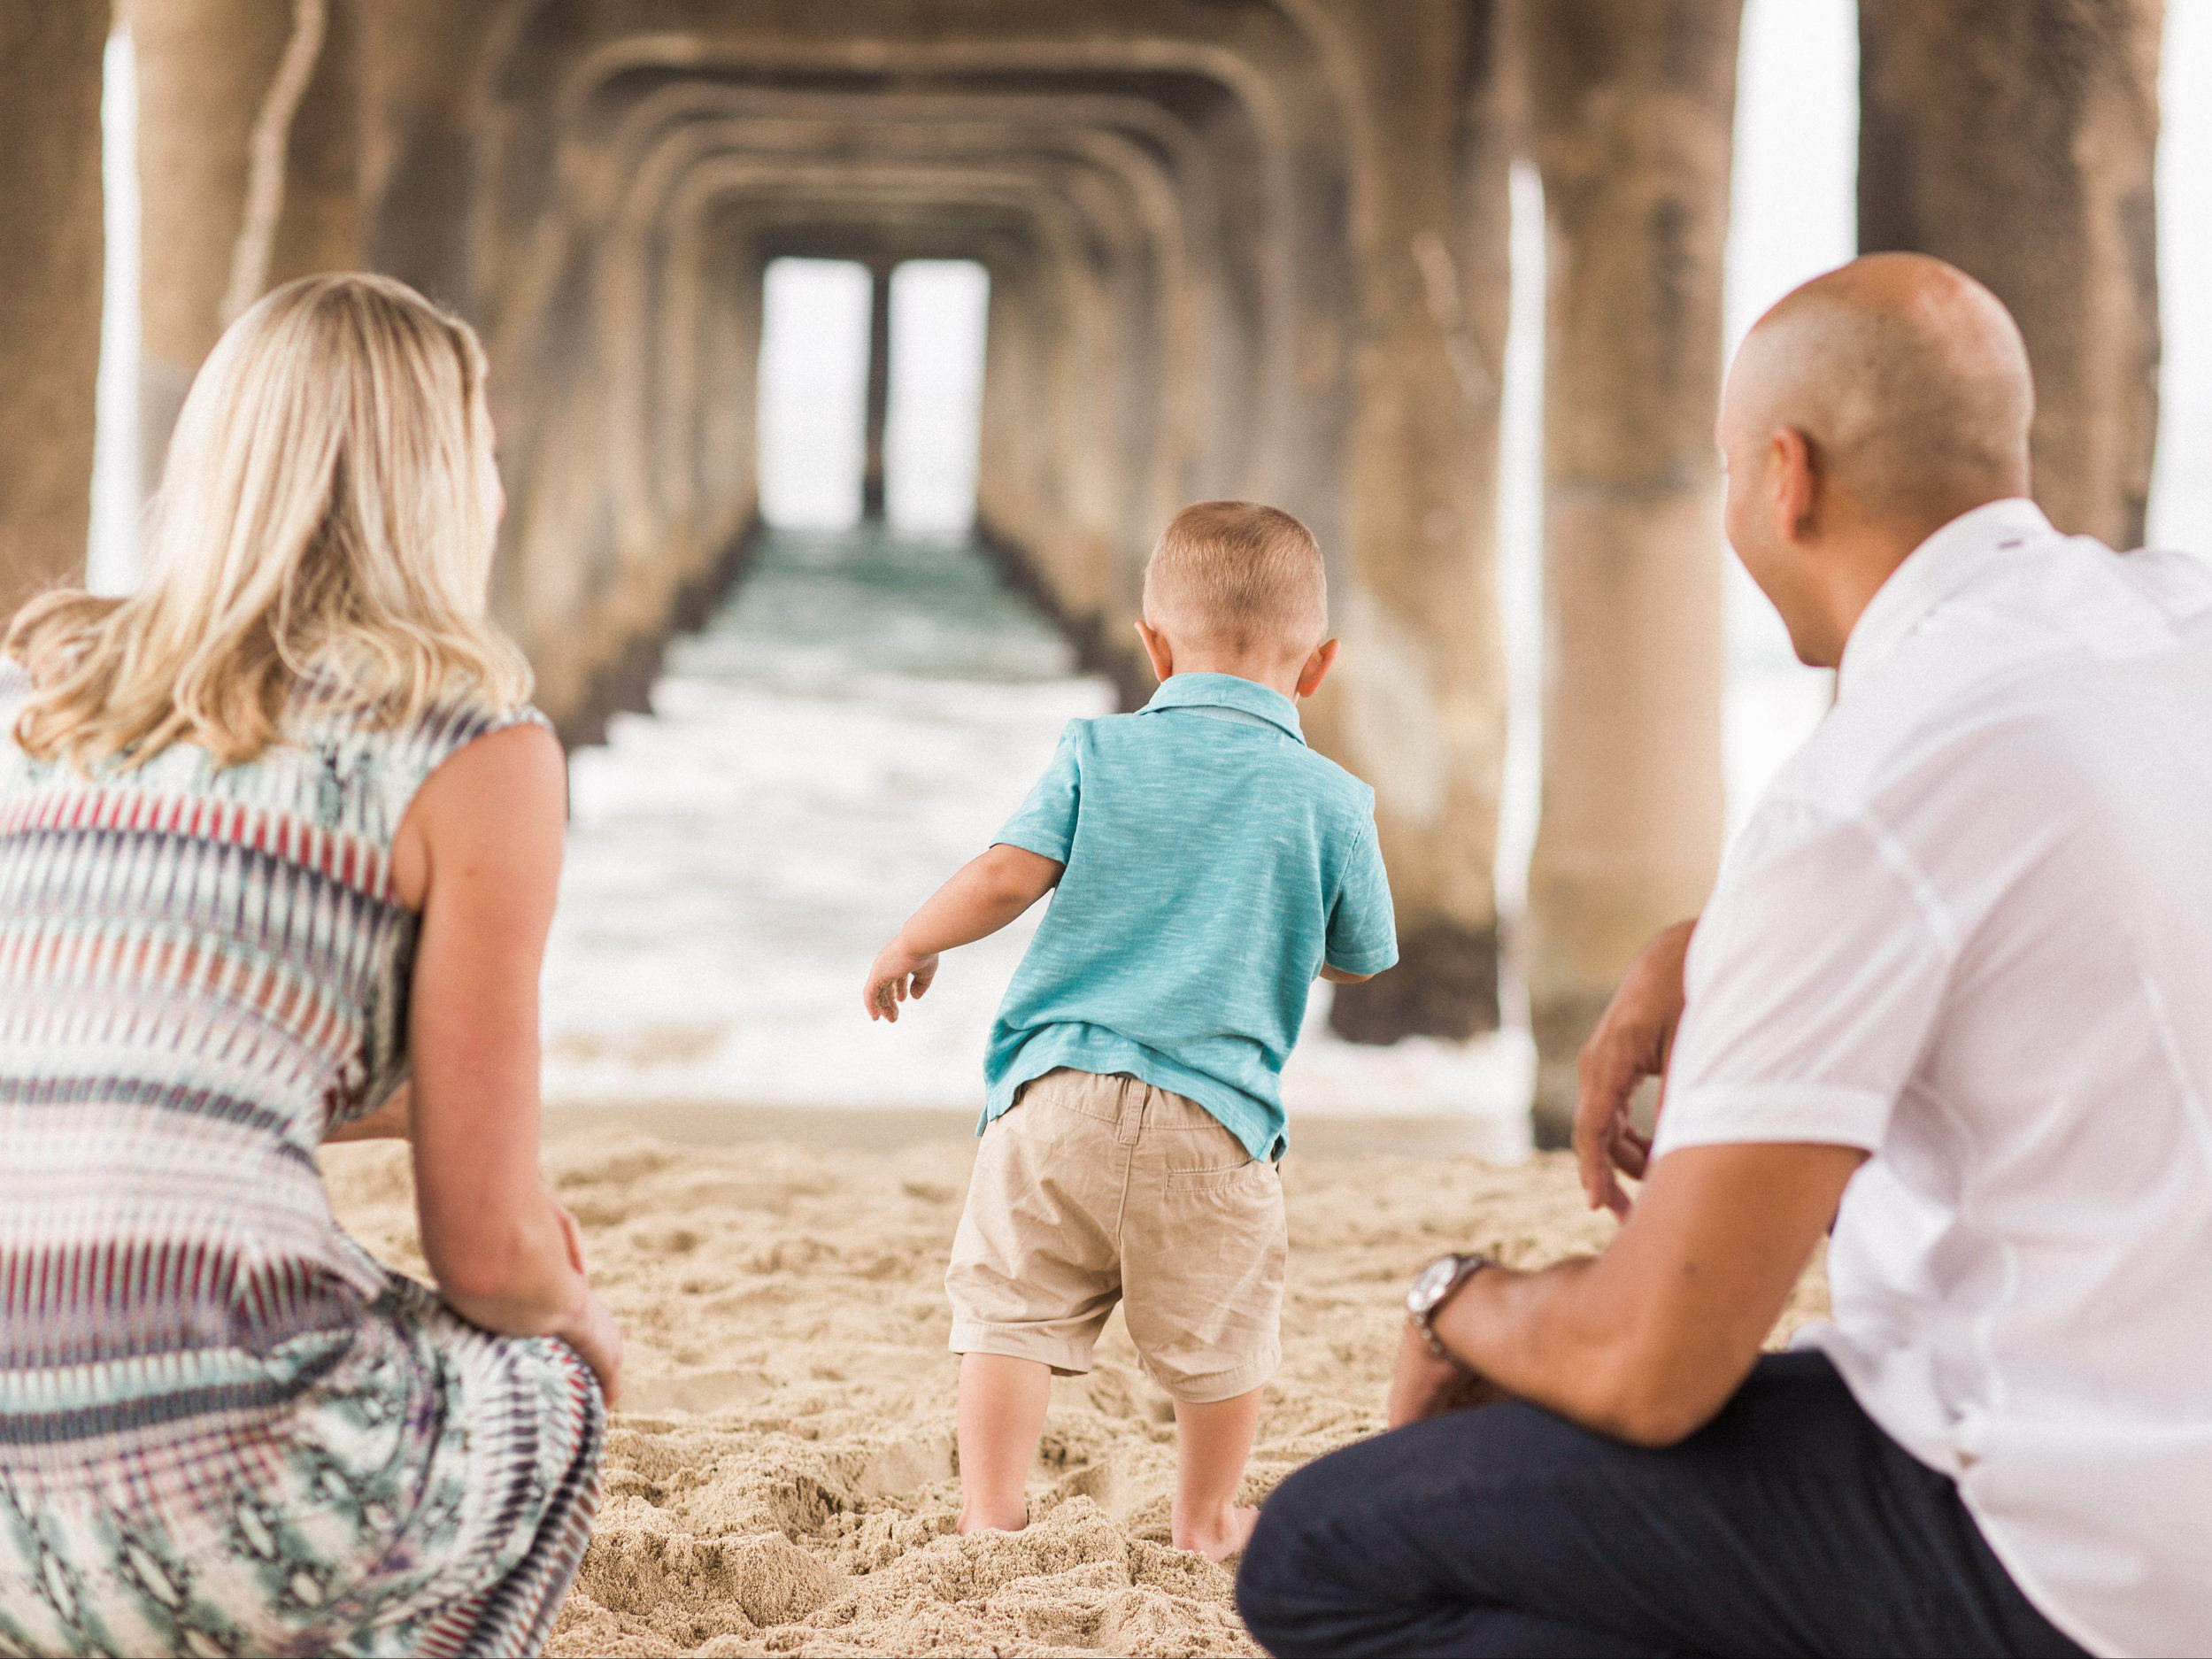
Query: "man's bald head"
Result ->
[[1724, 253, 2033, 530], [1718, 255, 2036, 667]]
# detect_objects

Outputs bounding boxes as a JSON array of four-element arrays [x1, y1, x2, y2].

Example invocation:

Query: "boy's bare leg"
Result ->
[[1171, 1385, 1264, 1561], [957, 1353, 1052, 1533]]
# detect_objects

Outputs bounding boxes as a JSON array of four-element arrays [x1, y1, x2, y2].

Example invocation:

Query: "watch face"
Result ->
[[1408, 1254, 1460, 1315]]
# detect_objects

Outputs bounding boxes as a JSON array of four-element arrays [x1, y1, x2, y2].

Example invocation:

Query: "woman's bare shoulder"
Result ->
[[391, 719, 565, 911]]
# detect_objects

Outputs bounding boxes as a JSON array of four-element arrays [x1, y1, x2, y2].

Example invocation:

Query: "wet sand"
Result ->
[[320, 1118, 1829, 1657]]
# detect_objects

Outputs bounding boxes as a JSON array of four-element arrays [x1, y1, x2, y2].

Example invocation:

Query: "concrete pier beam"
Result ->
[[129, 0, 363, 486], [1523, 0, 1738, 1142], [358, 0, 503, 307], [1860, 0, 2164, 550], [0, 2, 106, 605], [262, 0, 361, 293], [129, 0, 289, 474], [862, 258, 892, 522], [1322, 0, 1518, 1045]]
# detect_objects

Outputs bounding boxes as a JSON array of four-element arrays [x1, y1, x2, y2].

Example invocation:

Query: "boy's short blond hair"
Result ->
[[1142, 500, 1328, 658]]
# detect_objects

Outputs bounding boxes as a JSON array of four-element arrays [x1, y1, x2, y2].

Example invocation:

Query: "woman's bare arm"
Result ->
[[390, 722, 621, 1400]]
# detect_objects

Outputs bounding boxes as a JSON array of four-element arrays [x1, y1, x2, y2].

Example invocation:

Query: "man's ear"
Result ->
[[1296, 637, 1341, 701], [1135, 619, 1174, 685], [1771, 425, 1820, 547]]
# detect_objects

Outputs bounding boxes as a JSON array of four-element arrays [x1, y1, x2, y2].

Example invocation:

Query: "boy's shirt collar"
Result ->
[[1138, 673, 1306, 745]]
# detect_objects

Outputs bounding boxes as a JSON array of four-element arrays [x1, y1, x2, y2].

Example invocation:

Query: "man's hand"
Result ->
[[864, 939, 940, 1022], [1386, 1317, 1507, 1427], [1575, 919, 1698, 1217]]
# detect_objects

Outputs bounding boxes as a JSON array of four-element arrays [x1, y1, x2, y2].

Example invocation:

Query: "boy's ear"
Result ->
[[1135, 619, 1175, 685], [1296, 637, 1340, 700]]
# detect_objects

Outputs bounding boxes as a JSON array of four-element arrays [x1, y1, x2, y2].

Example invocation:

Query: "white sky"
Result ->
[[885, 259, 990, 535], [87, 29, 139, 596], [756, 258, 873, 529], [757, 257, 990, 535]]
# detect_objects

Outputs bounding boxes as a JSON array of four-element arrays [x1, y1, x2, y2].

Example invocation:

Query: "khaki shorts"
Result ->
[[945, 1068, 1287, 1402]]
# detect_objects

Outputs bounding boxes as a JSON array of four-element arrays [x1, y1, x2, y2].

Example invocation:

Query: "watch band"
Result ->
[[1412, 1254, 1487, 1364]]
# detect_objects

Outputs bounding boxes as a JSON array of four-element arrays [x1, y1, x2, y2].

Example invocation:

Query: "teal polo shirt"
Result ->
[[983, 672, 1399, 1160]]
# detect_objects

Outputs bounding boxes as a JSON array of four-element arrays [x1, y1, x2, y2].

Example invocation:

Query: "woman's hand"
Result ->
[[559, 1287, 625, 1408], [1574, 918, 1698, 1217], [553, 1198, 590, 1273], [547, 1198, 621, 1402], [1386, 1318, 1507, 1428]]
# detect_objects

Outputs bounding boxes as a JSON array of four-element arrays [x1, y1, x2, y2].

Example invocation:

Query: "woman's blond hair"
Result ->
[[8, 272, 531, 771]]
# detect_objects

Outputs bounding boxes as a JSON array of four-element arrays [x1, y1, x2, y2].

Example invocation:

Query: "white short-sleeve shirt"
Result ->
[[1654, 499, 2212, 1659]]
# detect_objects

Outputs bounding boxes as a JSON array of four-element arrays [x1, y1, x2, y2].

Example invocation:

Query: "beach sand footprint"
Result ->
[[320, 1129, 1826, 1655]]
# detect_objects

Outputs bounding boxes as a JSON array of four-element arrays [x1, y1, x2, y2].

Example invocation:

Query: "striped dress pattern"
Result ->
[[0, 664, 603, 1658]]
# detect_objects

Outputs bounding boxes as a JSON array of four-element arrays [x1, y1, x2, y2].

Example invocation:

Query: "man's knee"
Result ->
[[1234, 1469, 1303, 1645], [1235, 1452, 1379, 1656]]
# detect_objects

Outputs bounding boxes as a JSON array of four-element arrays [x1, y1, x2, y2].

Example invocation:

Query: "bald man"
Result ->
[[1236, 254, 2212, 1658]]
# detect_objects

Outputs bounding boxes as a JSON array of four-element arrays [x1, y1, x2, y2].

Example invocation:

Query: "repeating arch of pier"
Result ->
[[0, 0, 2164, 1137]]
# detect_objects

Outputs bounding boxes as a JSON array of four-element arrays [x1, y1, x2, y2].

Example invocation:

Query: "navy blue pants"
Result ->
[[1236, 1352, 2084, 1658]]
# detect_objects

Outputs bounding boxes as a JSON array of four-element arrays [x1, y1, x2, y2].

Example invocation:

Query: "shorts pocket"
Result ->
[[1014, 1069, 1122, 1124], [1164, 1155, 1269, 1197]]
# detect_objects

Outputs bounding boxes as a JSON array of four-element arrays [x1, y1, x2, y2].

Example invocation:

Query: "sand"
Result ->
[[320, 1127, 1830, 1658]]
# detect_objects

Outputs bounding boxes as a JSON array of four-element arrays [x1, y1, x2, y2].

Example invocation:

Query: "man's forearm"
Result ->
[[1427, 1258, 1682, 1442], [1422, 1142, 1864, 1447]]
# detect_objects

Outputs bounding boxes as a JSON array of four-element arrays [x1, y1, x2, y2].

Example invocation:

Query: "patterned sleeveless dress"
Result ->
[[0, 664, 603, 1658]]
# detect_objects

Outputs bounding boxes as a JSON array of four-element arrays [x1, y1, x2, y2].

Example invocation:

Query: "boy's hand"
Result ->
[[865, 940, 941, 1022], [861, 846, 1061, 1024]]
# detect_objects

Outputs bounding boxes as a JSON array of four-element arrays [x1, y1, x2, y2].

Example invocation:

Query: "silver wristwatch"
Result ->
[[1406, 1253, 1489, 1364]]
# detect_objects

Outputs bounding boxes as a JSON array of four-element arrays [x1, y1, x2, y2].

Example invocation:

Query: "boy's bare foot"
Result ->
[[1168, 1385, 1265, 1561], [956, 1501, 1029, 1536], [1172, 1500, 1260, 1563], [956, 1354, 1052, 1539]]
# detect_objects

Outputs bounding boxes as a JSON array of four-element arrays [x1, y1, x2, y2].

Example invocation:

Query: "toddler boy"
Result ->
[[862, 500, 1396, 1561]]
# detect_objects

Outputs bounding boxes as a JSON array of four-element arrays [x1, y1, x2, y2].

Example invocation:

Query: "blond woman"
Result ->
[[0, 274, 619, 1658]]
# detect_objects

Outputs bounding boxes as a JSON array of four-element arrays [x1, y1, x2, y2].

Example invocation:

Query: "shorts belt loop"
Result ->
[[1115, 1074, 1143, 1146]]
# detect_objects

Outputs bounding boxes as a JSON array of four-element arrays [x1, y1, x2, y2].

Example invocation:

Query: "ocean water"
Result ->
[[539, 526, 1538, 1160]]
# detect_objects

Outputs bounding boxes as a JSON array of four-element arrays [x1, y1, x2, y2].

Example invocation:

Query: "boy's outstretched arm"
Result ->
[[1318, 965, 1374, 984], [865, 844, 1065, 1022]]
